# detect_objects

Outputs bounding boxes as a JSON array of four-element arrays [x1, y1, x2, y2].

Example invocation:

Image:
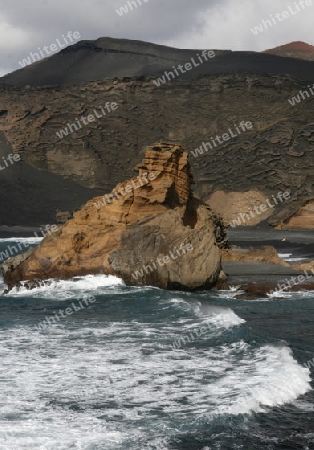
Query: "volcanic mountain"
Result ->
[[264, 41, 314, 61], [2, 37, 314, 87]]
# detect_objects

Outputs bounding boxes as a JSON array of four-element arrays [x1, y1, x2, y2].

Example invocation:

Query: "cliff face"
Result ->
[[1, 37, 314, 227], [275, 199, 314, 229], [3, 143, 225, 291], [1, 72, 313, 226]]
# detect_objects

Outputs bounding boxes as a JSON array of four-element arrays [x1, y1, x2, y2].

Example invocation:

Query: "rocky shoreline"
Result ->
[[221, 227, 314, 298], [1, 144, 314, 296], [2, 226, 314, 298]]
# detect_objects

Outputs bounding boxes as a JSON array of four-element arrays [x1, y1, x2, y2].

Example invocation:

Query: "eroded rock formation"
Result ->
[[222, 244, 314, 274], [2, 143, 226, 291], [207, 190, 274, 226], [275, 200, 314, 229]]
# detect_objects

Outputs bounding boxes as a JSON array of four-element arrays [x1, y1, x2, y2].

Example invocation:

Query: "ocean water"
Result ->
[[1, 238, 314, 450]]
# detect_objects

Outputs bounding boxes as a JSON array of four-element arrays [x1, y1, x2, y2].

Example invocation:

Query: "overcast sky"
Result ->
[[0, 0, 313, 76]]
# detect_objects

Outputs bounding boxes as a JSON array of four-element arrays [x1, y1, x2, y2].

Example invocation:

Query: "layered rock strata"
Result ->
[[2, 143, 226, 291], [1, 71, 314, 226]]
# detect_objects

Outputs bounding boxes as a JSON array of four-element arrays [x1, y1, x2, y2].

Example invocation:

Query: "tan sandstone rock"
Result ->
[[276, 200, 314, 229], [2, 143, 225, 291], [207, 190, 273, 226]]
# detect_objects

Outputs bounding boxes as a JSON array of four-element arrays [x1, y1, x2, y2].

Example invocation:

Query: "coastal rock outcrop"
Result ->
[[275, 200, 314, 229], [2, 143, 225, 291]]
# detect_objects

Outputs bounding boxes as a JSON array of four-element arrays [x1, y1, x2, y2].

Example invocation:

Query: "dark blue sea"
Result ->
[[1, 238, 314, 450]]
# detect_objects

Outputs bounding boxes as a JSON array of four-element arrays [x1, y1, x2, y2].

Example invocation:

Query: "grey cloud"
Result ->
[[0, 0, 223, 75]]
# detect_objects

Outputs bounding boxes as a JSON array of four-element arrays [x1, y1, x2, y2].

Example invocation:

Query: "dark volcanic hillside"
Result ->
[[0, 129, 102, 225], [0, 38, 314, 226], [2, 37, 314, 86]]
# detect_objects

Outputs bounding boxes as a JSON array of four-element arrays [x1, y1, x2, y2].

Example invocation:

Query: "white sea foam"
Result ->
[[278, 253, 308, 263], [6, 274, 124, 299], [278, 253, 293, 259], [0, 237, 42, 244], [197, 305, 245, 328], [286, 257, 308, 262], [267, 290, 287, 299], [0, 272, 312, 448], [169, 297, 203, 315], [168, 298, 245, 328], [208, 344, 311, 417], [229, 285, 242, 292], [0, 320, 310, 449], [267, 290, 313, 300], [214, 289, 245, 299]]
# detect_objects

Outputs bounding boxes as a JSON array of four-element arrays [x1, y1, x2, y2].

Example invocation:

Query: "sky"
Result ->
[[0, 0, 313, 76]]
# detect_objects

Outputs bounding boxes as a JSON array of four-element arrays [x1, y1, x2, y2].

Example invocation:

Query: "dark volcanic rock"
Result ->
[[2, 37, 314, 86], [0, 38, 314, 226], [0, 72, 314, 225]]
